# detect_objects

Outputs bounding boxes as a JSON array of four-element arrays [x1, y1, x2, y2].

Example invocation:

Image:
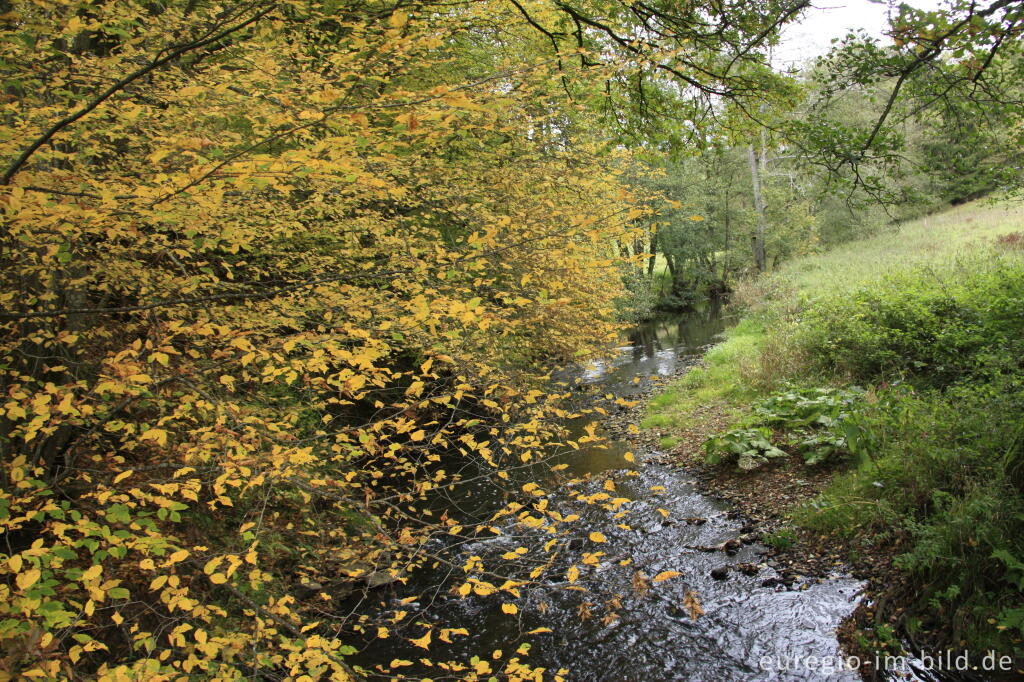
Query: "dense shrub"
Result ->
[[794, 377, 1024, 653], [781, 256, 1024, 654], [793, 259, 1024, 385]]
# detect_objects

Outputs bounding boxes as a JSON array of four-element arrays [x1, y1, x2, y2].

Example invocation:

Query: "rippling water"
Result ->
[[348, 308, 875, 680]]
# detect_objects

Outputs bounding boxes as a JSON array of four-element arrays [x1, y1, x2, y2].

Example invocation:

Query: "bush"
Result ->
[[704, 427, 787, 470], [793, 259, 1024, 385], [782, 262, 1024, 652], [704, 385, 866, 469], [794, 377, 1024, 653]]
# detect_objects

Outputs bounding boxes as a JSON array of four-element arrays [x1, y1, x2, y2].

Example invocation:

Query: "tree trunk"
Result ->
[[722, 188, 730, 281], [647, 227, 657, 276], [747, 143, 767, 272]]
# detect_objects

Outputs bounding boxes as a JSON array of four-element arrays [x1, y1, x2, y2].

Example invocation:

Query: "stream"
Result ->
[[351, 307, 870, 680]]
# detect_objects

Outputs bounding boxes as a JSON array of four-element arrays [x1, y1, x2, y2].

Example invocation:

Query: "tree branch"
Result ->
[[1, 2, 275, 185]]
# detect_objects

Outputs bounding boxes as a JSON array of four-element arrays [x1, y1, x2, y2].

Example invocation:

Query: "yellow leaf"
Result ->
[[209, 573, 228, 584], [566, 565, 580, 583], [388, 10, 409, 28], [653, 571, 681, 583], [410, 629, 431, 649], [168, 549, 189, 564], [140, 428, 168, 446], [16, 568, 40, 590], [81, 564, 102, 582], [113, 470, 133, 484], [8, 555, 22, 573], [439, 627, 468, 643], [377, 627, 389, 639], [588, 532, 607, 544], [472, 581, 496, 596], [501, 603, 518, 615], [527, 627, 552, 634]]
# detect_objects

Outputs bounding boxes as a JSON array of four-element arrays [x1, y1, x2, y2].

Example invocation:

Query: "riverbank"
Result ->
[[602, 354, 859, 588], [639, 198, 1024, 678]]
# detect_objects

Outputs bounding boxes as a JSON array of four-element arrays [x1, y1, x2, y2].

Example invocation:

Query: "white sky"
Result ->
[[773, 0, 946, 70]]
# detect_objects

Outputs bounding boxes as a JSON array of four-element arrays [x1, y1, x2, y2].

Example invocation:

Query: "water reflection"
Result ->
[[579, 305, 730, 395]]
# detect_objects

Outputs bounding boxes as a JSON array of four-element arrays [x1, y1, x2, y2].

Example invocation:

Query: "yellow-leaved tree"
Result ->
[[0, 0, 821, 676], [0, 1, 650, 678]]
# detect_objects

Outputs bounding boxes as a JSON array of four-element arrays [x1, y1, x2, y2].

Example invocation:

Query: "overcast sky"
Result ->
[[772, 0, 946, 69]]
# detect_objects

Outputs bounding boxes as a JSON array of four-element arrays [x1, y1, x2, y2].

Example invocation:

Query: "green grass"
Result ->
[[641, 317, 765, 430], [732, 198, 1024, 315], [658, 435, 680, 450]]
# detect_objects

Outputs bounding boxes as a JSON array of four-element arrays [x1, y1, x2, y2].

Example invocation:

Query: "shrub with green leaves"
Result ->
[[793, 259, 1024, 385], [794, 377, 1024, 654], [705, 385, 866, 469], [704, 427, 786, 470]]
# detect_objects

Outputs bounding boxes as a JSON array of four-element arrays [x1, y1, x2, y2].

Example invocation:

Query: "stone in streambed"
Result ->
[[735, 562, 760, 576], [710, 566, 730, 580]]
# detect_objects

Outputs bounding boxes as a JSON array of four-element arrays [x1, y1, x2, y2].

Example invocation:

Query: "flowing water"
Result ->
[[350, 307, 871, 681]]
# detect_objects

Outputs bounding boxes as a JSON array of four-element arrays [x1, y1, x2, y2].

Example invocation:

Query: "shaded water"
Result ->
[[350, 308, 868, 680], [577, 303, 732, 396]]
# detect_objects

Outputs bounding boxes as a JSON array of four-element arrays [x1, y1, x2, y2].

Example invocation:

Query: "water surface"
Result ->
[[350, 308, 866, 680]]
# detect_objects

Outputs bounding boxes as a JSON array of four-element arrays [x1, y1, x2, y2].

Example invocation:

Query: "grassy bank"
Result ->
[[645, 198, 1024, 659]]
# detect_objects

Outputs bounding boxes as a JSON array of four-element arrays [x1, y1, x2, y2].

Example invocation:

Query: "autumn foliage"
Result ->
[[0, 1, 651, 678]]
